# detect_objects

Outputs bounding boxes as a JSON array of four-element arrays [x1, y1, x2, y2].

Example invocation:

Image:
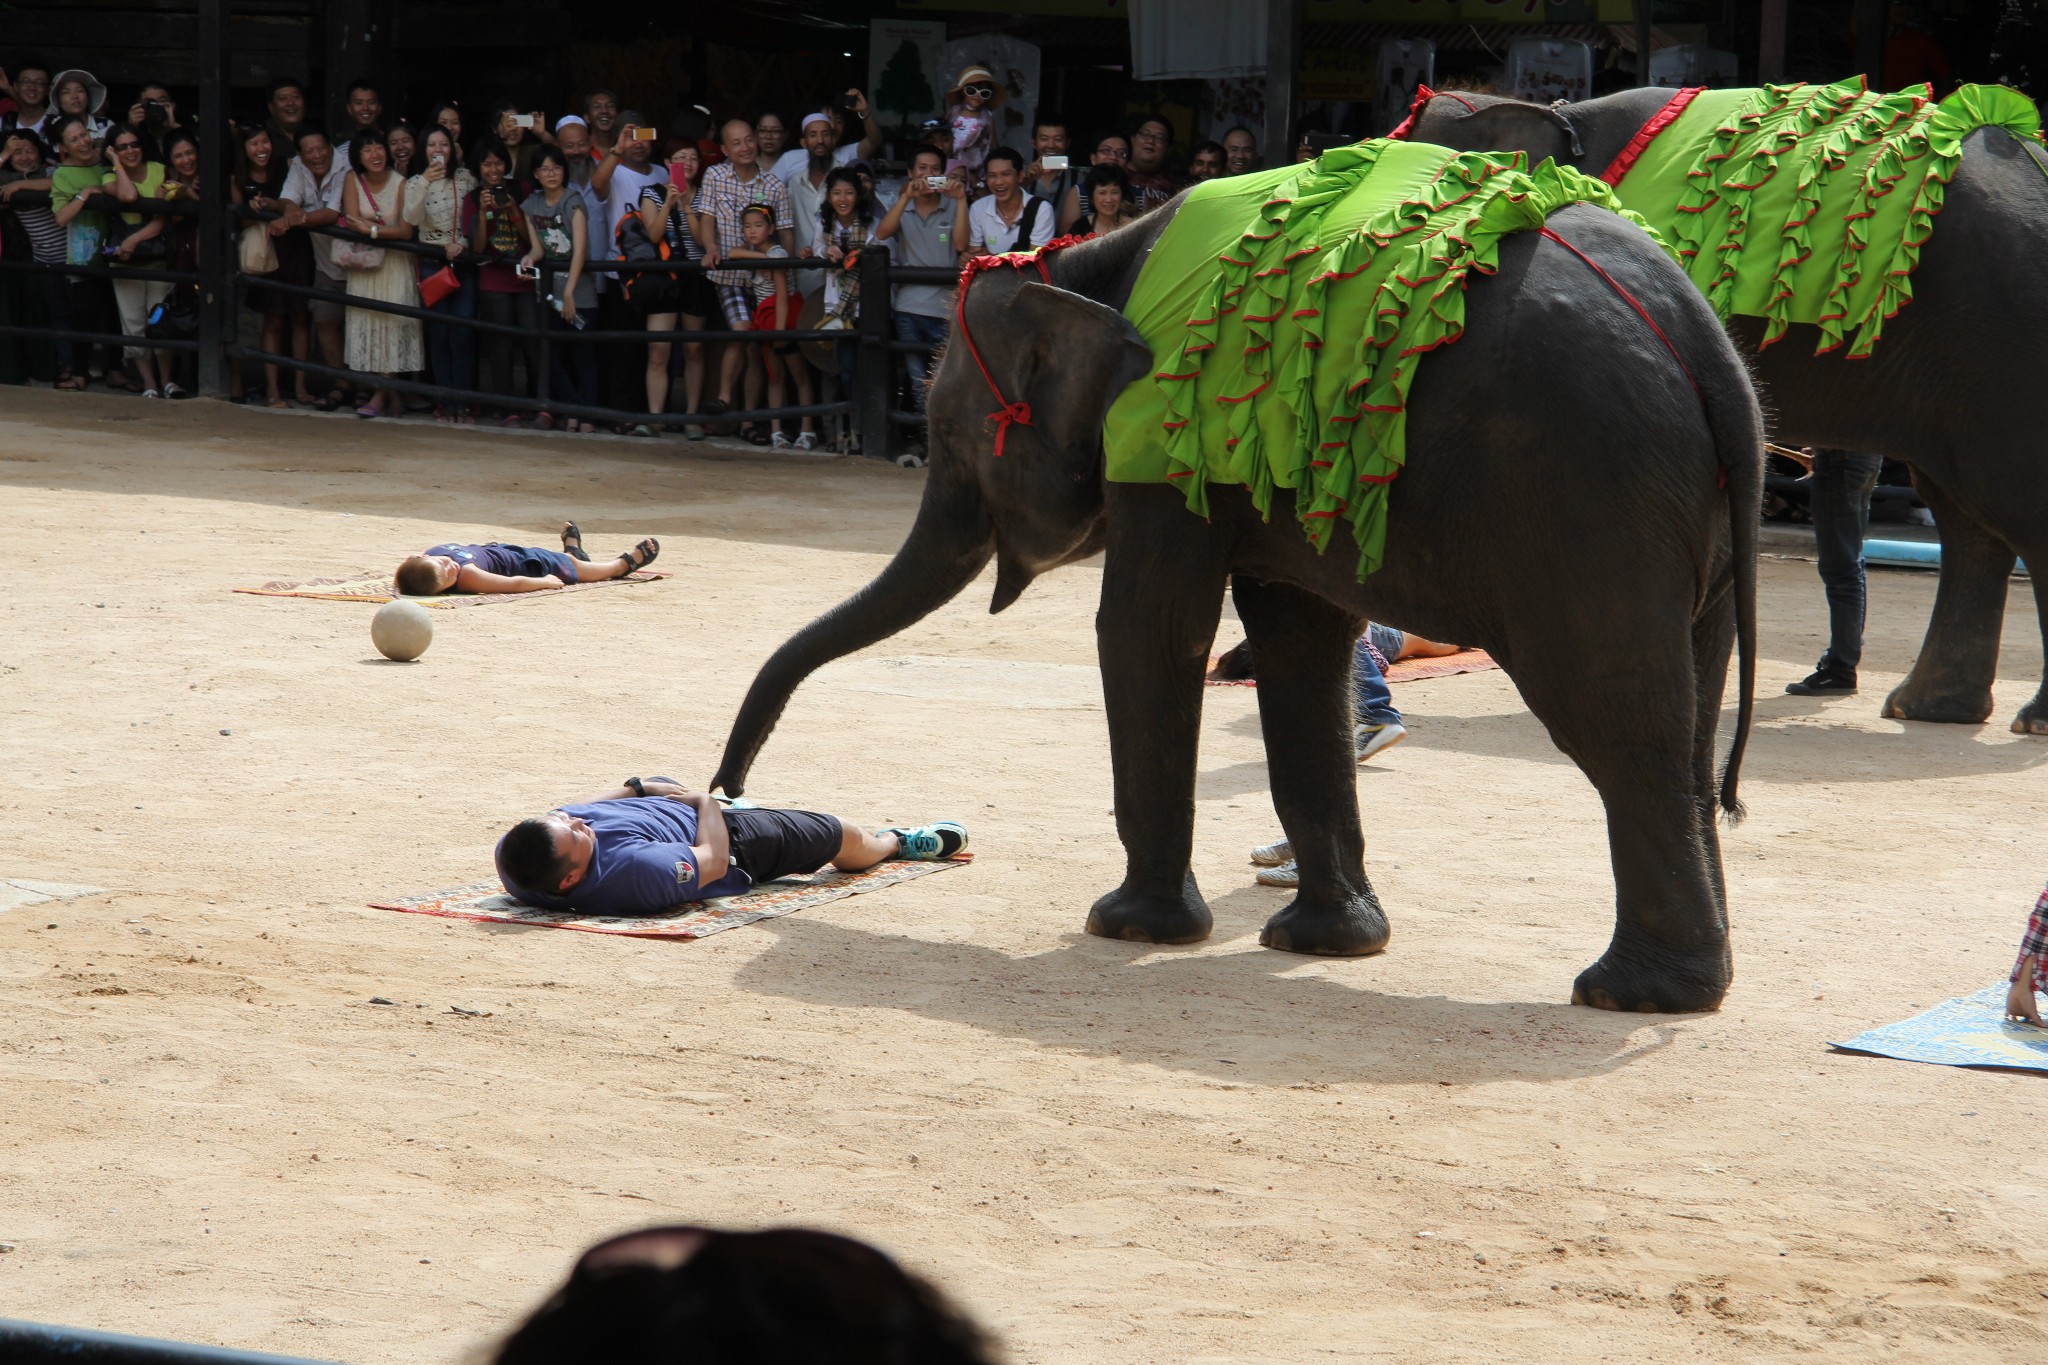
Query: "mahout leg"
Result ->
[[1084, 490, 1229, 945], [1230, 576, 1389, 956], [1881, 470, 2014, 726]]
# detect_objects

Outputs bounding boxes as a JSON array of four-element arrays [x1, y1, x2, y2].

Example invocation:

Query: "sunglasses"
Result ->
[[112, 141, 142, 151], [961, 83, 995, 99]]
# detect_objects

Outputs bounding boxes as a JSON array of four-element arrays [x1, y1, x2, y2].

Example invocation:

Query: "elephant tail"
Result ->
[[1712, 374, 1761, 825]]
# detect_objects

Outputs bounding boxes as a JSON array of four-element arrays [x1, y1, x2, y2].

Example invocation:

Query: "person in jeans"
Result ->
[[872, 147, 968, 432], [520, 145, 598, 433], [469, 138, 536, 425], [1786, 446, 1884, 695], [401, 125, 478, 421]]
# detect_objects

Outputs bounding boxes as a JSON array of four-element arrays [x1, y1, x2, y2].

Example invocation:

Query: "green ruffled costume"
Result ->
[[1608, 80, 2039, 357], [1100, 140, 1667, 579]]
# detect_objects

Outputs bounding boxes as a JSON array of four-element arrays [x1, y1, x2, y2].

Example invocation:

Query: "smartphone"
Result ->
[[841, 94, 861, 113], [631, 127, 658, 142], [515, 262, 540, 279], [430, 152, 446, 167], [1042, 154, 1068, 171], [512, 113, 537, 131]]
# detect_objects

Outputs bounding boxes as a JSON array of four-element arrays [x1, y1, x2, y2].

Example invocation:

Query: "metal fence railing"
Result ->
[[0, 1316, 339, 1364], [4, 187, 949, 461]]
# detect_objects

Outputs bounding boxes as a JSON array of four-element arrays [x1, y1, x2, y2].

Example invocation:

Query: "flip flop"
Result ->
[[560, 522, 592, 563]]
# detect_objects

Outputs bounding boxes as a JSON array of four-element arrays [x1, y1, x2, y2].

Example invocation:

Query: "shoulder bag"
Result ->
[[329, 178, 388, 272]]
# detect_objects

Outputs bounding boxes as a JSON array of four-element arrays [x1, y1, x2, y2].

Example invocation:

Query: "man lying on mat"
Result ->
[[495, 777, 968, 915], [393, 522, 659, 596]]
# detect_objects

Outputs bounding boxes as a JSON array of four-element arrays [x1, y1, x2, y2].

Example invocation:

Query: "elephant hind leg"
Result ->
[[1231, 576, 1389, 957], [1882, 470, 2013, 726], [1508, 616, 1732, 1013]]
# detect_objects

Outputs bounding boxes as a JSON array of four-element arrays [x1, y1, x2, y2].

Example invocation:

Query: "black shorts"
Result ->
[[724, 807, 843, 883]]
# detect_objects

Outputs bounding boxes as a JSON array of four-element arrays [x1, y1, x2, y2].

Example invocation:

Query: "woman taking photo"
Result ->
[[519, 144, 596, 432], [338, 126, 422, 418], [628, 141, 713, 438], [0, 128, 61, 386], [400, 123, 477, 421], [468, 138, 533, 423], [429, 102, 465, 169], [104, 122, 173, 398], [811, 164, 873, 427]]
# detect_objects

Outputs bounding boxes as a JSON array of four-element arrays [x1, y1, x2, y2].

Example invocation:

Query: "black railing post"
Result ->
[[855, 245, 893, 462], [534, 263, 554, 413], [195, 0, 230, 397]]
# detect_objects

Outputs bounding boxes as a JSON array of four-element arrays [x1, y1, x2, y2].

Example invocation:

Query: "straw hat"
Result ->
[[51, 69, 108, 117], [945, 65, 1006, 109]]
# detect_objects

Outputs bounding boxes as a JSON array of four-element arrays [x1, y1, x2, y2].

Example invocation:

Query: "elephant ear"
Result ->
[[1429, 101, 1577, 163], [948, 274, 1155, 611]]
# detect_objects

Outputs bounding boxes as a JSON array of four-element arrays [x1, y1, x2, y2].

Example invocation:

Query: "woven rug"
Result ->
[[1205, 648, 1498, 687], [1831, 984, 2048, 1073], [370, 856, 969, 940], [235, 569, 668, 608]]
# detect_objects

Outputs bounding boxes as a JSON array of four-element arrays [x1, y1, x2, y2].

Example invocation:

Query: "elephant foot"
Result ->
[[1086, 875, 1213, 945], [1881, 678, 1994, 725], [2011, 695, 2048, 737], [1259, 886, 1390, 958], [1570, 944, 1731, 1014]]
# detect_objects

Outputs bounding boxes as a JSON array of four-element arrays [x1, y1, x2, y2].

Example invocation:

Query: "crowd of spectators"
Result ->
[[0, 56, 1270, 452]]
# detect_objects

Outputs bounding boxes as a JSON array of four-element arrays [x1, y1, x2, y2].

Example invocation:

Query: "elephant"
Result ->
[[1408, 86, 2048, 735], [711, 193, 1763, 1014]]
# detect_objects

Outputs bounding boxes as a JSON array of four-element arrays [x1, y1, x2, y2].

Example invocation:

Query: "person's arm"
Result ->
[[849, 89, 883, 160], [1056, 182, 1083, 234], [560, 204, 587, 322], [452, 563, 563, 594], [378, 177, 415, 239], [874, 187, 909, 241], [689, 187, 720, 267], [949, 178, 973, 256], [773, 181, 794, 256], [589, 131, 626, 196], [109, 155, 139, 203], [468, 190, 491, 254], [52, 175, 93, 226], [636, 186, 666, 241], [519, 202, 543, 266]]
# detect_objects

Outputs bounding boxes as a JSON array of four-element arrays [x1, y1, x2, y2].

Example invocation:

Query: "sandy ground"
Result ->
[[2, 389, 2045, 1363]]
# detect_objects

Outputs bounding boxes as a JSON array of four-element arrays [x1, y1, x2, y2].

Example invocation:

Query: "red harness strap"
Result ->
[[952, 233, 1093, 456]]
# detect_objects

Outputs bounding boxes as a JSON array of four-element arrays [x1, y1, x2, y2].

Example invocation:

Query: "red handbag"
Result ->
[[418, 264, 461, 308]]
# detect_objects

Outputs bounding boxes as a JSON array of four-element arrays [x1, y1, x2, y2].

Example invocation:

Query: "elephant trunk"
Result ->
[[711, 473, 995, 797]]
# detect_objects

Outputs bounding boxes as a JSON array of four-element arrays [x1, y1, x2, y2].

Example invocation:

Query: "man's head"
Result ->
[[498, 812, 594, 898], [984, 146, 1024, 201], [909, 147, 945, 200], [1130, 115, 1171, 173], [720, 118, 757, 169], [616, 110, 650, 165], [1222, 125, 1258, 175], [584, 89, 618, 134], [344, 78, 381, 132], [295, 125, 333, 177], [1031, 115, 1068, 159], [555, 116, 590, 162], [267, 77, 305, 129], [800, 111, 834, 164], [394, 554, 458, 595], [1089, 132, 1130, 167], [1187, 139, 1224, 181], [754, 112, 786, 159], [10, 61, 50, 112]]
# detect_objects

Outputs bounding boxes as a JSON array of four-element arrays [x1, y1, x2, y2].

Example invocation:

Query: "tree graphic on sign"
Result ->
[[876, 39, 937, 137]]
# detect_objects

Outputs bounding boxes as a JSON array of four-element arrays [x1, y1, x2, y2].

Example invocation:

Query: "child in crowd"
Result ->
[[944, 65, 1001, 181], [728, 203, 817, 451], [392, 523, 658, 596], [2004, 882, 2048, 1026]]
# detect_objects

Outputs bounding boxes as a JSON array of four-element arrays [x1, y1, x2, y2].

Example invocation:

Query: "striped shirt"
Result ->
[[691, 159, 791, 287], [0, 166, 65, 263], [2012, 882, 2048, 993]]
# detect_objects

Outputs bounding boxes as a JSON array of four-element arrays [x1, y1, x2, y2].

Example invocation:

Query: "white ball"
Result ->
[[372, 598, 435, 661]]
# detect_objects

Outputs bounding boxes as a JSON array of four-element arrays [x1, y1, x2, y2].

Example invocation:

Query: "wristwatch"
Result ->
[[624, 776, 646, 796]]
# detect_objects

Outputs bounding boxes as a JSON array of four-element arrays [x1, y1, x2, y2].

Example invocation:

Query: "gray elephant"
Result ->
[[1408, 84, 2048, 735], [713, 168, 1763, 1013]]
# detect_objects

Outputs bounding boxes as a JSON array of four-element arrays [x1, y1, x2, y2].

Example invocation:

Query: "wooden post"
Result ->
[[196, 0, 229, 398], [1636, 1, 1655, 86], [1262, 0, 1302, 166], [1758, 0, 1788, 83]]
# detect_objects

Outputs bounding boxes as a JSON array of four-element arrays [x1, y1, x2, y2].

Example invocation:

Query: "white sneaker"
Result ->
[[1249, 837, 1292, 866], [1355, 721, 1408, 763], [1254, 859, 1299, 888]]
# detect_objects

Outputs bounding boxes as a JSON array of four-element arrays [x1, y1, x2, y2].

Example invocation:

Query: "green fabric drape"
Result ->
[[1101, 139, 1666, 579], [1611, 80, 2040, 358]]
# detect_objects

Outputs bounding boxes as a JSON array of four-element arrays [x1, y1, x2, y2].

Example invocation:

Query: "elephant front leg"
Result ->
[[1084, 492, 1228, 946], [1882, 472, 2013, 726], [1231, 577, 1389, 956]]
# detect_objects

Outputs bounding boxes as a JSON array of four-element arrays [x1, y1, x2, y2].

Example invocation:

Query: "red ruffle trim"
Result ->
[[1601, 87, 1707, 186]]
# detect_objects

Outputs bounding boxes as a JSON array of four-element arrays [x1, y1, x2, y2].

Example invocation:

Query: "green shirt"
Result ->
[[50, 164, 111, 266]]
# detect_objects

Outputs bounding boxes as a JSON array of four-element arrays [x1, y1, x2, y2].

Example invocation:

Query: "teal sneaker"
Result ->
[[883, 822, 969, 860]]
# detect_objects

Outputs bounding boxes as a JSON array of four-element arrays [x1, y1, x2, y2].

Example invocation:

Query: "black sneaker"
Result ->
[[1785, 668, 1857, 696]]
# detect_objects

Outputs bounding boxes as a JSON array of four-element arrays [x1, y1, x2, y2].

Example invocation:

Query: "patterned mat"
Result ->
[[1205, 648, 1499, 687], [1831, 984, 2048, 1073], [235, 569, 668, 608], [370, 856, 969, 940]]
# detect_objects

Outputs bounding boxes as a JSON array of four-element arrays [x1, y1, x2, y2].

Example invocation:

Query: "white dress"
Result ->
[[344, 171, 425, 374]]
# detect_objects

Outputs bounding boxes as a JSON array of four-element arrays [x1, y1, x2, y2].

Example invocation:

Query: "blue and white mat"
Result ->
[[1832, 985, 2048, 1072]]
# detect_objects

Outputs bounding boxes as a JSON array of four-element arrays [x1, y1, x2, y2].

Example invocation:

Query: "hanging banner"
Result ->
[[870, 19, 947, 137], [1300, 50, 1378, 102]]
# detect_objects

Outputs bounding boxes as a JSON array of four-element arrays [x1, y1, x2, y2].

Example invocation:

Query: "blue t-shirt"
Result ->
[[496, 798, 751, 915], [426, 542, 529, 577]]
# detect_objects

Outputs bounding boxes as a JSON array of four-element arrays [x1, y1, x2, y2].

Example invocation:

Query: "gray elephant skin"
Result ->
[[1410, 86, 2048, 736], [713, 197, 1763, 1014]]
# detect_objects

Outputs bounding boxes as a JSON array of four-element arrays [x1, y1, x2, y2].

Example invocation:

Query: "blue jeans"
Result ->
[[421, 259, 478, 405], [1352, 628, 1403, 728], [894, 310, 948, 412], [1810, 449, 1882, 674]]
